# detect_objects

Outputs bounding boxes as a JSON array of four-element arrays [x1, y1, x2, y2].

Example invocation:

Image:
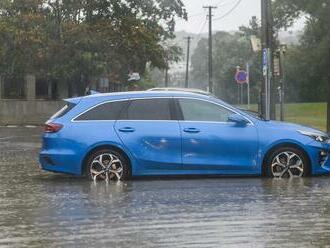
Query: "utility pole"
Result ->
[[184, 36, 192, 88], [165, 67, 169, 87], [261, 0, 275, 120], [203, 5, 217, 93], [236, 66, 241, 104], [246, 62, 250, 110]]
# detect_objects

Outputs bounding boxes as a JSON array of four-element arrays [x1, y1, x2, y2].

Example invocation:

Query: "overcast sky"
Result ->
[[175, 0, 303, 33]]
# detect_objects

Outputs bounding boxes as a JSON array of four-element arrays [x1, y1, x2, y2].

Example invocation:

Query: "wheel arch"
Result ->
[[81, 143, 132, 176], [261, 141, 311, 176]]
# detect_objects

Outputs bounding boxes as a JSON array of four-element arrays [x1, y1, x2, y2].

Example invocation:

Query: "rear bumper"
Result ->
[[39, 150, 82, 175], [39, 130, 86, 175]]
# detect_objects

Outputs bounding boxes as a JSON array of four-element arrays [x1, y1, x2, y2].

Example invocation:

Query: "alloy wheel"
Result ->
[[90, 153, 123, 181], [271, 151, 304, 178]]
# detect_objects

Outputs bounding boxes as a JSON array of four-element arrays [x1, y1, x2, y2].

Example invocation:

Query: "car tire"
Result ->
[[265, 146, 310, 178], [85, 148, 131, 181]]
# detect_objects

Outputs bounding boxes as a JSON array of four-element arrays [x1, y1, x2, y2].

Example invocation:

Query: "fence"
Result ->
[[0, 100, 64, 125]]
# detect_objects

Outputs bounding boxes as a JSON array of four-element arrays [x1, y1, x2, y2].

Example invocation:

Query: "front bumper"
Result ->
[[307, 140, 330, 175]]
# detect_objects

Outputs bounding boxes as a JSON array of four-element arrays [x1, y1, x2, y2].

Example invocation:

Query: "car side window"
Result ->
[[120, 98, 171, 120], [75, 100, 129, 121], [178, 98, 234, 122]]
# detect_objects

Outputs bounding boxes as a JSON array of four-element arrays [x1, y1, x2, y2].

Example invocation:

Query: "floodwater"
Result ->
[[1, 127, 330, 247]]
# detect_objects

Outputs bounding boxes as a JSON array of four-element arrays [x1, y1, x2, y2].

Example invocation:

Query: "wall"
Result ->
[[0, 100, 64, 125]]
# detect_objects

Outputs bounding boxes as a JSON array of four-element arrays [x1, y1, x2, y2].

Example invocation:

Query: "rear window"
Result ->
[[50, 102, 76, 119], [75, 100, 129, 121]]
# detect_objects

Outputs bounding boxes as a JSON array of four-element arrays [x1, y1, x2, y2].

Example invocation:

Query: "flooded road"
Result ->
[[1, 127, 330, 247]]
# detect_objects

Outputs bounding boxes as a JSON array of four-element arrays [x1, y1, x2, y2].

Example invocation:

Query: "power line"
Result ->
[[195, 19, 208, 40], [213, 0, 234, 7], [213, 0, 242, 21], [188, 12, 205, 19], [217, 0, 239, 8]]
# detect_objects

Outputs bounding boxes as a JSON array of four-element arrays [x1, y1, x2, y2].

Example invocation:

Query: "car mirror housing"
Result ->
[[228, 114, 249, 126]]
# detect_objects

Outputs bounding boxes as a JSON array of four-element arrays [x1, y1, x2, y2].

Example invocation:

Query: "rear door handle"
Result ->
[[183, 128, 200, 133], [118, 127, 135, 133]]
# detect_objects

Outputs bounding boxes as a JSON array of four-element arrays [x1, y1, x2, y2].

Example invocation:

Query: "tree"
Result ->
[[191, 30, 262, 104], [0, 0, 187, 96], [273, 0, 330, 132]]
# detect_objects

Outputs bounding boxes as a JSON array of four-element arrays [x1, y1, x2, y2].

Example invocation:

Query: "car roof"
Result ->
[[148, 87, 212, 96], [79, 90, 239, 113], [79, 90, 213, 101]]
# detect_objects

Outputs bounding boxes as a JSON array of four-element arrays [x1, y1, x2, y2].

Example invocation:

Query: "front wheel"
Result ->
[[265, 147, 310, 178], [85, 149, 130, 181]]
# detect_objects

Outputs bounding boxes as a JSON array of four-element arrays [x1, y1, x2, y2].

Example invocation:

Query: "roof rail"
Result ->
[[148, 87, 212, 96]]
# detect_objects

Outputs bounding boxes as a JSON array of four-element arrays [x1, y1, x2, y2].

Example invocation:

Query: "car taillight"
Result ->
[[44, 123, 63, 133]]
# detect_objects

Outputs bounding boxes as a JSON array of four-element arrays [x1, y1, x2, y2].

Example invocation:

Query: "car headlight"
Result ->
[[298, 130, 329, 143]]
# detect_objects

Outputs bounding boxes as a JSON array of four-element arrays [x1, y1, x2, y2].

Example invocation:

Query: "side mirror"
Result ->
[[228, 114, 249, 126]]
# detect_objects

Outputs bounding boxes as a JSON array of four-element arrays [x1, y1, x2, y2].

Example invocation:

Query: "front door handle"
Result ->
[[183, 128, 200, 133], [118, 127, 135, 133]]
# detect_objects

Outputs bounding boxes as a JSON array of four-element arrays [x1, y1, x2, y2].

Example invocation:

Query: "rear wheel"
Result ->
[[85, 149, 130, 181], [265, 147, 310, 178]]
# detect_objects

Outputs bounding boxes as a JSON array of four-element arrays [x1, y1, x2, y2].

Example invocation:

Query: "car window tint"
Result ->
[[178, 98, 233, 122], [121, 98, 171, 120], [75, 100, 128, 120]]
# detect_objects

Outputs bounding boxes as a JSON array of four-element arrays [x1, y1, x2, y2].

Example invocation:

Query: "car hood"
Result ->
[[264, 120, 328, 136]]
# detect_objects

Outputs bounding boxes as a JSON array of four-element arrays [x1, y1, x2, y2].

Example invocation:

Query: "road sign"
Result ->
[[235, 70, 248, 84], [250, 35, 262, 52]]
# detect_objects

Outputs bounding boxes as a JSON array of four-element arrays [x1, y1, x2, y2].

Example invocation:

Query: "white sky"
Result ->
[[175, 0, 303, 33]]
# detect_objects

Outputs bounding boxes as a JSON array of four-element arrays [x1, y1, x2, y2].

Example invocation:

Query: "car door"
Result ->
[[114, 98, 182, 173], [176, 98, 259, 174]]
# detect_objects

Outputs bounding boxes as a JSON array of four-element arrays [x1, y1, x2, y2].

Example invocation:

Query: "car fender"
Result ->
[[259, 139, 310, 171]]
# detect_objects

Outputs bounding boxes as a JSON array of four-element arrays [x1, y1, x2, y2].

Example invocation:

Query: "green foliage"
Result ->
[[191, 19, 262, 104], [128, 65, 157, 91], [273, 0, 330, 103], [0, 0, 187, 94], [241, 102, 327, 131], [273, 0, 330, 30]]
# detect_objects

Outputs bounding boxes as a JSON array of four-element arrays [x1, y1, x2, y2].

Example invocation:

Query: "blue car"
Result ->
[[39, 89, 330, 180]]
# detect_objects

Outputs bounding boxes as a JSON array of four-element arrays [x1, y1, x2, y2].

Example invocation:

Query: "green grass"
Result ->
[[240, 102, 327, 132]]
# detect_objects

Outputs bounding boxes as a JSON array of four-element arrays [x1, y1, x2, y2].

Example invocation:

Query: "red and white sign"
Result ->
[[235, 70, 248, 84]]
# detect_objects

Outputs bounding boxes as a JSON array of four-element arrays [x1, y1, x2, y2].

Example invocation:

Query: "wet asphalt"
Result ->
[[1, 127, 330, 247]]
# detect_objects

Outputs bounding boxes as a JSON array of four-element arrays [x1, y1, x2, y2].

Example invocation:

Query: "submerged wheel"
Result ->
[[266, 147, 310, 178], [86, 149, 130, 181]]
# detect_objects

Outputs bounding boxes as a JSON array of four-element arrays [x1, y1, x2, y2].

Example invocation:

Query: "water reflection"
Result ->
[[1, 128, 330, 247]]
